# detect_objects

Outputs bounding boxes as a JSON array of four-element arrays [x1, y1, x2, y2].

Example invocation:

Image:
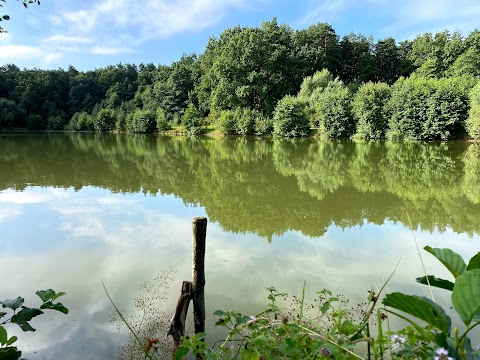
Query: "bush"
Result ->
[[352, 82, 391, 140], [156, 108, 170, 131], [68, 112, 94, 131], [94, 109, 116, 132], [272, 95, 310, 137], [126, 109, 156, 133], [215, 110, 236, 135], [182, 104, 203, 135], [297, 68, 333, 101], [312, 79, 354, 139], [26, 114, 46, 130], [387, 76, 473, 140], [466, 81, 480, 139], [47, 115, 65, 130], [234, 108, 257, 136], [255, 114, 274, 135]]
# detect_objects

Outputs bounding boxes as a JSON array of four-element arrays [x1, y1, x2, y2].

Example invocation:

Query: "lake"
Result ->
[[1, 133, 479, 359]]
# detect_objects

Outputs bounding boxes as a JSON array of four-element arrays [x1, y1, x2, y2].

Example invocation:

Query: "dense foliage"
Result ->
[[1, 22, 480, 138]]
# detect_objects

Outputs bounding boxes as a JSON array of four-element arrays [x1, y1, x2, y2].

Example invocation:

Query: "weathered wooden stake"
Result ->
[[167, 217, 207, 351], [192, 216, 207, 335], [166, 281, 193, 346]]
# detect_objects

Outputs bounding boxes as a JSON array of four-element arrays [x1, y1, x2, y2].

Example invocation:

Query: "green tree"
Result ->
[[182, 103, 203, 135], [272, 95, 309, 137], [352, 82, 391, 140], [94, 108, 116, 132], [312, 79, 354, 139], [0, 98, 18, 128], [388, 76, 473, 140], [448, 48, 480, 77], [126, 109, 156, 133], [155, 108, 170, 131], [297, 69, 333, 101], [339, 33, 375, 83], [466, 81, 480, 139]]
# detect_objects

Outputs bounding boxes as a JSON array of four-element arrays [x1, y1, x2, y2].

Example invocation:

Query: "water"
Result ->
[[1, 133, 479, 359]]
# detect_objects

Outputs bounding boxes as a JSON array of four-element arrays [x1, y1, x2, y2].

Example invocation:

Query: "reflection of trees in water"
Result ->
[[0, 133, 479, 239]]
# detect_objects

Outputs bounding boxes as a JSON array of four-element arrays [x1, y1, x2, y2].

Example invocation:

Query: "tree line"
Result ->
[[1, 19, 480, 139]]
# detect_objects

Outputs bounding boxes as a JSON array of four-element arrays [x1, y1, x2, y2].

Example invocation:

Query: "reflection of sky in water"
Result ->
[[1, 186, 479, 359]]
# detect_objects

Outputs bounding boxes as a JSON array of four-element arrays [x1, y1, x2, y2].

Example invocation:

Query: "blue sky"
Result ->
[[1, 0, 480, 70]]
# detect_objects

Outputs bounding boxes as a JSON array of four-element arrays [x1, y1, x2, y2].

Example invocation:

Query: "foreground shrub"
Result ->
[[174, 246, 480, 360], [466, 81, 480, 139], [126, 109, 156, 133], [312, 79, 354, 139], [272, 95, 309, 137], [352, 82, 391, 140]]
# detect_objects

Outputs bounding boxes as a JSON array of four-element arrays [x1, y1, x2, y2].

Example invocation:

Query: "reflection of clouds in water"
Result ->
[[1, 186, 479, 359], [0, 189, 51, 204], [0, 207, 21, 222]]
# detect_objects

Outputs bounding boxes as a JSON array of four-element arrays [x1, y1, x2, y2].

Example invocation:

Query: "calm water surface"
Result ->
[[1, 133, 479, 359]]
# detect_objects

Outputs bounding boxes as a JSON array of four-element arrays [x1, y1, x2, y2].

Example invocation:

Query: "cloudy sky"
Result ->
[[1, 0, 480, 70]]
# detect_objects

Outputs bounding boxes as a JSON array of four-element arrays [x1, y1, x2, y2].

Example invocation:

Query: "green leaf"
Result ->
[[40, 301, 68, 314], [416, 276, 454, 291], [452, 269, 480, 326], [0, 346, 22, 360], [213, 310, 226, 316], [1, 297, 24, 311], [2, 15, 9, 20], [383, 292, 451, 334], [0, 325, 7, 345], [6, 336, 17, 346], [424, 246, 467, 278], [36, 289, 65, 302], [11, 307, 43, 332], [467, 253, 480, 271], [173, 346, 189, 360]]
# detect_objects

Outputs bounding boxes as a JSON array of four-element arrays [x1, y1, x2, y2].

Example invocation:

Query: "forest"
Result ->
[[1, 19, 480, 140]]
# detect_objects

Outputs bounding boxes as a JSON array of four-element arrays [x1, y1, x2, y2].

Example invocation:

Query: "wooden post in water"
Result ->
[[192, 216, 207, 335], [167, 217, 207, 349]]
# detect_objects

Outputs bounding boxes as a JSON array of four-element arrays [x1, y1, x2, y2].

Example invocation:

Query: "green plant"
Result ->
[[312, 79, 354, 139], [175, 283, 390, 359], [0, 289, 68, 360], [383, 246, 480, 359], [182, 104, 204, 136], [272, 95, 310, 137]]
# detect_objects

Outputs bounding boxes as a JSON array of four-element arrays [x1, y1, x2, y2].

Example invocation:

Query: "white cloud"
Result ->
[[91, 45, 134, 55], [0, 32, 11, 44], [47, 15, 64, 26], [43, 35, 92, 44], [0, 44, 63, 64], [60, 0, 247, 41], [0, 44, 44, 60]]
